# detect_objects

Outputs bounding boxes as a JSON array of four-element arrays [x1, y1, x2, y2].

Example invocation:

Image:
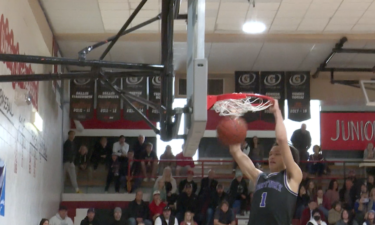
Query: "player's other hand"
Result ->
[[268, 99, 279, 114]]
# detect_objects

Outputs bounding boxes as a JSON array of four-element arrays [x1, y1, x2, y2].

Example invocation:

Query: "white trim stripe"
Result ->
[[283, 171, 298, 196], [204, 130, 275, 138]]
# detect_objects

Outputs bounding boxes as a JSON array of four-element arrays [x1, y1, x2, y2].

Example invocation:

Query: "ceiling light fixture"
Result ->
[[242, 21, 266, 34]]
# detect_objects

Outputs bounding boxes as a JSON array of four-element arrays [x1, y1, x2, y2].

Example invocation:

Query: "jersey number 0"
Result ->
[[260, 192, 267, 207]]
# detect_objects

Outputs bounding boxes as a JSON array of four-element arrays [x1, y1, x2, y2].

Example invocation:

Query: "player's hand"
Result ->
[[268, 99, 279, 114]]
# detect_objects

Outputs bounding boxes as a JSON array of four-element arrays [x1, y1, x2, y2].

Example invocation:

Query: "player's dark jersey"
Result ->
[[248, 170, 297, 225]]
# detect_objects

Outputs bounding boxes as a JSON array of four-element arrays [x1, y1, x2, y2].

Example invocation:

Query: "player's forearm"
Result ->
[[273, 109, 288, 143]]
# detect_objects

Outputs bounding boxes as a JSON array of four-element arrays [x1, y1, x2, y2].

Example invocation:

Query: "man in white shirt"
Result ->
[[49, 205, 74, 225], [155, 206, 178, 225], [112, 135, 129, 157]]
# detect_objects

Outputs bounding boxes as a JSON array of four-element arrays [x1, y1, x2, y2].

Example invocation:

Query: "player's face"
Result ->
[[268, 146, 285, 172]]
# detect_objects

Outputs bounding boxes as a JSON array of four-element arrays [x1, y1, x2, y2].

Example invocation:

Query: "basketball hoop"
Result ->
[[207, 93, 275, 117]]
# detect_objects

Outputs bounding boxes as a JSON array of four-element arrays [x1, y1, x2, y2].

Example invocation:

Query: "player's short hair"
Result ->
[[68, 130, 75, 135], [273, 142, 299, 164]]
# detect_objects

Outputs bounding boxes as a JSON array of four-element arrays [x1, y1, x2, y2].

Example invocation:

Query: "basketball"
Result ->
[[217, 117, 247, 146]]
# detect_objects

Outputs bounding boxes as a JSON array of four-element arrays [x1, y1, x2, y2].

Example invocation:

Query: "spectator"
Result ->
[[134, 135, 146, 160], [335, 209, 358, 225], [154, 167, 177, 195], [112, 135, 129, 158], [213, 201, 235, 225], [111, 207, 125, 225], [315, 187, 331, 218], [291, 123, 311, 170], [80, 208, 100, 225], [198, 170, 218, 197], [124, 150, 142, 193], [249, 137, 264, 168], [149, 190, 167, 221], [354, 191, 369, 224], [367, 175, 375, 192], [325, 179, 340, 206], [127, 190, 152, 225], [91, 137, 111, 170], [179, 170, 197, 194], [307, 209, 327, 225], [300, 171, 311, 190], [233, 141, 251, 171], [155, 206, 178, 225], [151, 179, 167, 202], [295, 185, 310, 219], [177, 184, 199, 223], [308, 145, 326, 176], [63, 130, 81, 193], [328, 201, 342, 225], [347, 170, 363, 200], [364, 143, 374, 160], [180, 211, 197, 225], [206, 184, 228, 225], [160, 145, 176, 173], [176, 146, 195, 178], [364, 210, 375, 225], [75, 145, 89, 171], [39, 219, 49, 225], [50, 205, 73, 225], [307, 181, 318, 199], [140, 142, 158, 181], [368, 188, 375, 211], [229, 170, 248, 215], [300, 200, 326, 225], [339, 179, 356, 210], [105, 153, 121, 193]]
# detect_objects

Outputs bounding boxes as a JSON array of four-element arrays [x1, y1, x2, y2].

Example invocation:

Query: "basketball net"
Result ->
[[213, 96, 273, 117]]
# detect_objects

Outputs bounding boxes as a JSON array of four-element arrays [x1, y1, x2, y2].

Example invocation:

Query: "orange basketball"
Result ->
[[217, 117, 247, 146]]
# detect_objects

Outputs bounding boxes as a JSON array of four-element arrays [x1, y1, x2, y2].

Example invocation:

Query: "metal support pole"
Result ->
[[160, 0, 175, 141], [100, 72, 160, 134], [99, 0, 147, 60], [79, 15, 161, 58], [0, 54, 163, 71], [0, 71, 160, 82]]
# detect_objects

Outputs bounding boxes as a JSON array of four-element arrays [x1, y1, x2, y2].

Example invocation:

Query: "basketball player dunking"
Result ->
[[230, 100, 302, 225]]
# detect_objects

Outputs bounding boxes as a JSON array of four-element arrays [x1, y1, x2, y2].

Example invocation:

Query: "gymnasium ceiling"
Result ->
[[40, 0, 375, 73]]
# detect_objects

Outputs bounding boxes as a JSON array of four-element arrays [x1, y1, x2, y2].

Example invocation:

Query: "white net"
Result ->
[[212, 96, 273, 116]]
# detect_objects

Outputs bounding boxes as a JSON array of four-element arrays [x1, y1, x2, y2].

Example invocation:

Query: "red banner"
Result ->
[[321, 112, 375, 150]]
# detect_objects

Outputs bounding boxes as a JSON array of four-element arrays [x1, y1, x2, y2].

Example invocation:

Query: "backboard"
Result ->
[[183, 0, 207, 157], [360, 80, 375, 106]]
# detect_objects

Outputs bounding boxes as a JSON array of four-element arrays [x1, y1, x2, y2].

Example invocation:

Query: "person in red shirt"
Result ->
[[149, 190, 167, 221], [176, 145, 195, 178]]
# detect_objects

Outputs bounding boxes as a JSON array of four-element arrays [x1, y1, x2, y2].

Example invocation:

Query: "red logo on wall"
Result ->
[[0, 14, 38, 110], [321, 112, 375, 151]]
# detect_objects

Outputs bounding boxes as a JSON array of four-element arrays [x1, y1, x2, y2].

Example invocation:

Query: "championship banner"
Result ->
[[259, 72, 285, 123], [321, 112, 375, 151], [123, 77, 147, 121], [97, 78, 121, 122], [286, 72, 311, 122], [70, 79, 95, 121], [148, 76, 161, 121], [235, 71, 260, 122]]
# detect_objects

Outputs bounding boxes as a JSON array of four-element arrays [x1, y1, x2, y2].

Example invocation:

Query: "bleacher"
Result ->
[[65, 159, 366, 194]]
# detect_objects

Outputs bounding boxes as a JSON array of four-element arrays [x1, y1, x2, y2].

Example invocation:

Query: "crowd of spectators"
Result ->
[[61, 128, 375, 225]]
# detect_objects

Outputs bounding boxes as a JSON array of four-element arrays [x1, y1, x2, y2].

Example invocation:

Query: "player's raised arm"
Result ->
[[270, 100, 302, 191], [229, 144, 261, 182]]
